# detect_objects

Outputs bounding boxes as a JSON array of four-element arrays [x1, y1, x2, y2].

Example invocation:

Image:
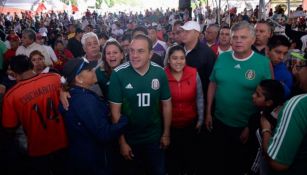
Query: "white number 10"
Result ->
[[137, 93, 150, 107]]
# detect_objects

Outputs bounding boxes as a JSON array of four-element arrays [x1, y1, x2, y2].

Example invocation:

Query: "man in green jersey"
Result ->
[[205, 21, 272, 174], [261, 62, 307, 175], [108, 34, 172, 175]]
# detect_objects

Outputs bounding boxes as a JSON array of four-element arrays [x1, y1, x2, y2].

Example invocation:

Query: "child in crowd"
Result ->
[[249, 79, 285, 175]]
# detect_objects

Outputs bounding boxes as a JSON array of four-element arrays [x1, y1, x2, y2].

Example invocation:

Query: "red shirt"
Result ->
[[4, 49, 16, 64], [165, 66, 198, 128], [210, 44, 219, 56], [54, 49, 74, 71], [2, 73, 68, 156]]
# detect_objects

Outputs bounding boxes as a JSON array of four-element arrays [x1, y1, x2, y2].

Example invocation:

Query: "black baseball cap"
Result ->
[[63, 57, 96, 84]]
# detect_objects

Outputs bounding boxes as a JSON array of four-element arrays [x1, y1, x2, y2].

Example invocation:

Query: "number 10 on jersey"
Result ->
[[137, 93, 150, 107]]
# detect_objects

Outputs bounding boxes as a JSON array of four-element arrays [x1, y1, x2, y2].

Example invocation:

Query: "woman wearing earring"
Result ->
[[59, 58, 127, 175], [164, 45, 204, 175]]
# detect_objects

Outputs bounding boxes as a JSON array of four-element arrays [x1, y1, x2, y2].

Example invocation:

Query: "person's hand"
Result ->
[[60, 89, 71, 110], [195, 121, 202, 133], [160, 136, 170, 150], [0, 84, 6, 94], [240, 127, 249, 144], [120, 143, 134, 160], [205, 114, 213, 132]]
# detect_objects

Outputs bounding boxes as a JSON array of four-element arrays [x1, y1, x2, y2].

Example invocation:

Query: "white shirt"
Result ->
[[43, 45, 58, 63], [16, 42, 52, 66], [39, 27, 48, 36]]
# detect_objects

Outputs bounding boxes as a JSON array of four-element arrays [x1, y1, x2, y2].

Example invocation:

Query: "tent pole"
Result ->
[[217, 0, 220, 25], [287, 0, 290, 17]]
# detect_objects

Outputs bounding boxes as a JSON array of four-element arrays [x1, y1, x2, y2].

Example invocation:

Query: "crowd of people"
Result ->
[[0, 3, 307, 175]]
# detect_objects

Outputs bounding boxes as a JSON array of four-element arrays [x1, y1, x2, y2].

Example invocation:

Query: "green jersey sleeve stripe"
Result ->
[[114, 62, 130, 72], [268, 95, 302, 158], [268, 95, 300, 157], [109, 101, 122, 104], [161, 97, 171, 101], [268, 94, 307, 159], [151, 62, 163, 69]]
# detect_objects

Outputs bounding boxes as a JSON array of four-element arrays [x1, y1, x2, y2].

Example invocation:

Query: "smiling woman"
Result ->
[[164, 45, 204, 175], [96, 38, 125, 98]]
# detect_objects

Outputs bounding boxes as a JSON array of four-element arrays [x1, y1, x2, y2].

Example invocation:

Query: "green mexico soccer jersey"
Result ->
[[210, 51, 272, 127], [268, 94, 307, 175], [108, 61, 171, 145]]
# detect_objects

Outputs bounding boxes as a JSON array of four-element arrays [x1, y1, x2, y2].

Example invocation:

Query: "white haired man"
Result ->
[[205, 21, 273, 175]]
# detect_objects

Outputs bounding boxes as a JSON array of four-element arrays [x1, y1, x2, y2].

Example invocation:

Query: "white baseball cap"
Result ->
[[180, 21, 201, 32]]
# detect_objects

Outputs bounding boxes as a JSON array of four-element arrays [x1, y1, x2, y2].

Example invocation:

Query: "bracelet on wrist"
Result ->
[[262, 128, 272, 135]]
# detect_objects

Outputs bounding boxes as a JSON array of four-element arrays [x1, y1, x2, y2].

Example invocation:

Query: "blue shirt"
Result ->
[[59, 86, 127, 175], [273, 62, 293, 98]]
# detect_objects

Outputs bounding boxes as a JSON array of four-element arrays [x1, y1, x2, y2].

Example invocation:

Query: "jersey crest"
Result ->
[[151, 79, 160, 90], [245, 69, 256, 80]]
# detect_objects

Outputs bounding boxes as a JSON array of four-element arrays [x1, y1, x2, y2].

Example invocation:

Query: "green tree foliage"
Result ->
[[96, 0, 103, 8]]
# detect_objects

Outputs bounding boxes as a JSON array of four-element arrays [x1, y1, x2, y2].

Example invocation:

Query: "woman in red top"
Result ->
[[164, 45, 204, 175], [4, 34, 20, 66]]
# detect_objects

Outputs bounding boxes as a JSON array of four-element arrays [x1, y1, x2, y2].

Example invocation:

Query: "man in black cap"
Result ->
[[67, 28, 85, 57]]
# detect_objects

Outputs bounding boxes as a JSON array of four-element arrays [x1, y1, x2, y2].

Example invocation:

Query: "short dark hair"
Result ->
[[168, 45, 185, 59], [54, 40, 64, 47], [220, 25, 230, 30], [268, 35, 290, 50], [259, 79, 285, 107], [121, 34, 131, 42], [86, 24, 94, 29], [22, 28, 36, 41], [9, 55, 33, 74], [256, 20, 273, 35], [97, 32, 109, 40], [166, 45, 186, 67], [147, 26, 157, 31], [132, 26, 148, 37], [173, 20, 184, 28], [132, 34, 153, 51]]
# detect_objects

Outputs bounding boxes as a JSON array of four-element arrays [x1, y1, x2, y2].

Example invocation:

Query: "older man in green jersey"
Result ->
[[205, 21, 273, 174]]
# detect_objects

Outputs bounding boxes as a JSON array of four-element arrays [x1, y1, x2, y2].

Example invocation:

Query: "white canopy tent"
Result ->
[[215, 0, 303, 24], [0, 0, 67, 12]]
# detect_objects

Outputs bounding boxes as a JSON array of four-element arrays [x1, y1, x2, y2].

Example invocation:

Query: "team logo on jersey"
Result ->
[[234, 64, 241, 69], [151, 79, 160, 90], [125, 83, 133, 89], [245, 69, 256, 80]]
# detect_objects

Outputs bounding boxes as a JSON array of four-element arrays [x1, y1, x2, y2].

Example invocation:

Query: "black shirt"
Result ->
[[67, 38, 85, 58], [252, 45, 266, 56], [185, 41, 216, 102]]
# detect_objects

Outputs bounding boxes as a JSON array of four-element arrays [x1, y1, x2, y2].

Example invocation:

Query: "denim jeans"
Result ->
[[121, 142, 165, 175]]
